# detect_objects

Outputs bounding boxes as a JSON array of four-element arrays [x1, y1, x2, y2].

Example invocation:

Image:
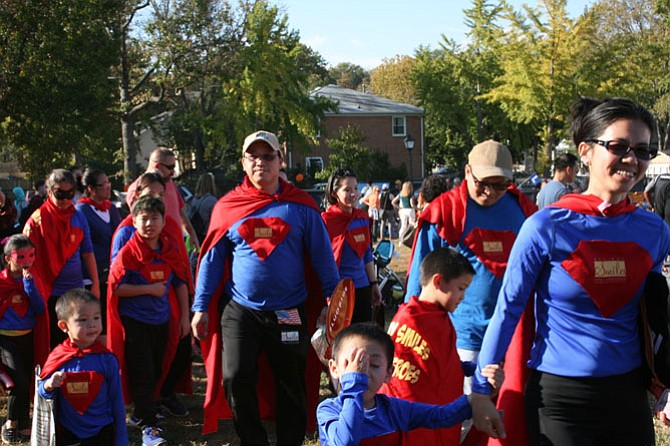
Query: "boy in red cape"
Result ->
[[191, 130, 340, 444], [38, 289, 127, 446], [107, 195, 191, 446]]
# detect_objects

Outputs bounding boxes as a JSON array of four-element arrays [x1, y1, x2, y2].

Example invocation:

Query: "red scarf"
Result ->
[[551, 193, 637, 216], [23, 199, 83, 298], [78, 197, 112, 212], [321, 205, 370, 267], [197, 177, 324, 435], [107, 229, 191, 403]]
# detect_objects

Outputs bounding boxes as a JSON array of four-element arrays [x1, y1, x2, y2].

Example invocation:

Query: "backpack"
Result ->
[[187, 198, 207, 242]]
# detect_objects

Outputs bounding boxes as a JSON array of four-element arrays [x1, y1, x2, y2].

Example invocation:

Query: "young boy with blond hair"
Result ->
[[381, 247, 502, 445]]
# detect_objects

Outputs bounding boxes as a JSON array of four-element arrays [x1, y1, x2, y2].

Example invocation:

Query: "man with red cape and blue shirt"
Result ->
[[401, 140, 537, 445], [190, 130, 340, 445]]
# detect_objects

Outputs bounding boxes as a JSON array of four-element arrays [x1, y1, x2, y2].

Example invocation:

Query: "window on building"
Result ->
[[306, 157, 324, 178], [392, 116, 406, 136]]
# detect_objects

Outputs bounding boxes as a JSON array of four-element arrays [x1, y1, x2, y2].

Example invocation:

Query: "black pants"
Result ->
[[221, 300, 308, 446], [525, 368, 654, 446], [0, 333, 33, 430], [160, 334, 191, 399], [121, 316, 168, 426], [351, 286, 372, 324], [57, 422, 113, 446], [48, 295, 68, 349]]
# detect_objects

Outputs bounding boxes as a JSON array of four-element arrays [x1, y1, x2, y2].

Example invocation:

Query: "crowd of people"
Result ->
[[0, 95, 668, 446]]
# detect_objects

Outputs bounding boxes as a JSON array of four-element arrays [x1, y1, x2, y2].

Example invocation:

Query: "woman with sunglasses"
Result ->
[[471, 97, 670, 445], [322, 169, 382, 323], [23, 168, 99, 348]]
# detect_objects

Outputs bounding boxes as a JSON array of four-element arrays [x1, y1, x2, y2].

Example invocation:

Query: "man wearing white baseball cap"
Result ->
[[191, 130, 340, 444], [395, 140, 537, 441]]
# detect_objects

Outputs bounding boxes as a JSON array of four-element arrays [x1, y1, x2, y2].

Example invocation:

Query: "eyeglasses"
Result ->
[[334, 168, 356, 177], [159, 162, 176, 171], [244, 153, 278, 162], [52, 188, 75, 200], [470, 172, 511, 191], [585, 139, 657, 161]]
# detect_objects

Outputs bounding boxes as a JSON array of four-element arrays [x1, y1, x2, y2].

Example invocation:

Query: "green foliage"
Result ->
[[319, 125, 405, 182], [0, 0, 123, 178], [328, 63, 370, 91], [369, 56, 417, 104]]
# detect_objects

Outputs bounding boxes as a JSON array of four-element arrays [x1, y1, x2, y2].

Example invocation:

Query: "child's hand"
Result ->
[[44, 371, 65, 392], [22, 268, 32, 280], [343, 347, 368, 375], [148, 281, 168, 297], [481, 364, 504, 398]]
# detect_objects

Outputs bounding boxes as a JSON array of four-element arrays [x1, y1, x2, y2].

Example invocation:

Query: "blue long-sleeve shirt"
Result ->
[[0, 276, 45, 331], [474, 205, 670, 394], [193, 200, 340, 312], [38, 351, 128, 445], [317, 372, 471, 446]]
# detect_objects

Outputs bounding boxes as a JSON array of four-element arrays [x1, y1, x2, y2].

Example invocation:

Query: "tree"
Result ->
[[328, 62, 369, 91], [0, 0, 123, 179], [320, 125, 405, 182], [369, 55, 417, 104], [482, 0, 596, 159]]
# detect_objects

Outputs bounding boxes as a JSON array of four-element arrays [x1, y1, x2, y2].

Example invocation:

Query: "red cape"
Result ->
[[406, 180, 537, 446], [197, 177, 326, 435], [41, 339, 110, 378], [551, 193, 637, 216], [321, 206, 370, 267], [0, 268, 49, 389], [23, 200, 83, 299], [107, 229, 191, 403]]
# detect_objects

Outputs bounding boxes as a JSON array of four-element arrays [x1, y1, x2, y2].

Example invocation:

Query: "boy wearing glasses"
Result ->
[[191, 130, 340, 444], [404, 140, 536, 441], [23, 168, 99, 349]]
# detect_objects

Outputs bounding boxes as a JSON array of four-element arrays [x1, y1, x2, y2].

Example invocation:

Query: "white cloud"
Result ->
[[303, 35, 328, 49]]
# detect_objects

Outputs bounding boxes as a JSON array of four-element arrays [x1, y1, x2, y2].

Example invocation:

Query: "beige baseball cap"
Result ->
[[242, 130, 281, 155], [468, 140, 513, 180]]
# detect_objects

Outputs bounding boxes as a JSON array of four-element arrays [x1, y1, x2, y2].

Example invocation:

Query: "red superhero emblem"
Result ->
[[237, 217, 291, 261], [561, 240, 652, 317], [61, 371, 104, 415], [463, 228, 517, 279], [344, 225, 369, 258]]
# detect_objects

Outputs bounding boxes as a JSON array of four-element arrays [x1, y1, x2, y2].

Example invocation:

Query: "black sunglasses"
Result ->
[[53, 188, 76, 200], [585, 139, 657, 161], [159, 162, 176, 170], [470, 172, 511, 191]]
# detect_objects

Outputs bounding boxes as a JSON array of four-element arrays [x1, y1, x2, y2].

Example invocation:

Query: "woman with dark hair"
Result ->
[[321, 169, 381, 323], [471, 97, 670, 445], [23, 168, 98, 348], [188, 173, 218, 242], [76, 168, 122, 338]]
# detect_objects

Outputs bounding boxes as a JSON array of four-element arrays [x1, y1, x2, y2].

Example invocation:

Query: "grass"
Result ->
[[4, 242, 670, 444]]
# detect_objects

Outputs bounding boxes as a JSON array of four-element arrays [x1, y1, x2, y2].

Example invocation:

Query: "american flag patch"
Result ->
[[276, 308, 301, 325]]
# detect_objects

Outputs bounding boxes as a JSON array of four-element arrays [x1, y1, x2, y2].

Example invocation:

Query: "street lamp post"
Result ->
[[404, 134, 415, 181]]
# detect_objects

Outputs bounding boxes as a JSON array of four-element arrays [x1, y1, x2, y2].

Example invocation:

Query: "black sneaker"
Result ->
[[159, 395, 189, 417], [1, 425, 20, 445]]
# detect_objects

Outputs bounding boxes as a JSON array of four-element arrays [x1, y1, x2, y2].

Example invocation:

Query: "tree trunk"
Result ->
[[121, 115, 138, 186]]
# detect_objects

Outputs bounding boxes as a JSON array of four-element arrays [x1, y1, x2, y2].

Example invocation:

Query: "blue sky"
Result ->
[[272, 0, 594, 69]]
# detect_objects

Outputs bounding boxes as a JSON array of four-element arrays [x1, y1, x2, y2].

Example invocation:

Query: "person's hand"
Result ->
[[481, 364, 504, 397], [44, 371, 65, 392], [471, 392, 506, 439], [90, 282, 100, 299], [343, 346, 368, 375], [191, 311, 209, 341], [656, 389, 670, 426], [22, 268, 32, 280], [371, 284, 382, 307], [317, 305, 328, 327], [149, 281, 168, 297]]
